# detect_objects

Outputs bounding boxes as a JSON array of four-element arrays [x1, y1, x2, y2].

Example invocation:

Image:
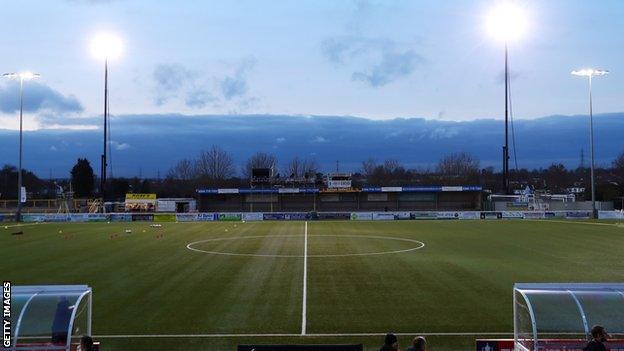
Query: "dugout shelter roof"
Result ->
[[514, 283, 624, 351], [9, 285, 92, 351]]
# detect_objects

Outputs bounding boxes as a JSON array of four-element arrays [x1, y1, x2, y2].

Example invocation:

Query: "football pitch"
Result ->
[[3, 220, 624, 350]]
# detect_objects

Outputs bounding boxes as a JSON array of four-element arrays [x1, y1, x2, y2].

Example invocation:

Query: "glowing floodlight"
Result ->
[[571, 69, 609, 77], [486, 2, 528, 42], [571, 67, 609, 218], [90, 33, 123, 60], [2, 72, 40, 80]]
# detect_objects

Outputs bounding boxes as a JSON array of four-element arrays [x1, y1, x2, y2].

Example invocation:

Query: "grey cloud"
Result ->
[[351, 49, 421, 87], [152, 58, 256, 109], [219, 57, 256, 100], [153, 64, 195, 105], [220, 76, 246, 100], [321, 0, 424, 87], [185, 89, 216, 109], [0, 81, 83, 114], [322, 36, 388, 65], [322, 36, 423, 87], [321, 37, 354, 64], [3, 113, 624, 177]]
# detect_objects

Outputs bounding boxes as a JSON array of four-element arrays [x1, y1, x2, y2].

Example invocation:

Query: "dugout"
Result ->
[[196, 186, 482, 212], [8, 285, 93, 351], [514, 283, 624, 351]]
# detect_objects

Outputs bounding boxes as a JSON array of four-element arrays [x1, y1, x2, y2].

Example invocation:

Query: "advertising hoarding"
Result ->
[[176, 213, 199, 222], [197, 213, 216, 221], [372, 213, 395, 221], [242, 213, 264, 221], [218, 213, 242, 221]]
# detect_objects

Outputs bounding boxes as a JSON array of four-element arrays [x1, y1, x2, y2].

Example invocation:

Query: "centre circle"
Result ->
[[186, 234, 425, 258]]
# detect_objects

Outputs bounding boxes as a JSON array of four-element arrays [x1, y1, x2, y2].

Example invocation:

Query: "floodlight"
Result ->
[[487, 2, 528, 194], [486, 2, 528, 42], [90, 33, 123, 60], [90, 32, 123, 201], [2, 71, 40, 222], [571, 69, 609, 77], [20, 71, 40, 80], [571, 67, 609, 218], [2, 72, 40, 80]]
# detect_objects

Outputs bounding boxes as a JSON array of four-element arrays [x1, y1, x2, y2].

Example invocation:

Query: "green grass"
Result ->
[[3, 220, 624, 350]]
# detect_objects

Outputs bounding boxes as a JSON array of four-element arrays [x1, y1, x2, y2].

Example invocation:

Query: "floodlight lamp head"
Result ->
[[19, 72, 40, 80], [2, 72, 40, 80], [571, 69, 609, 77], [486, 2, 528, 42], [90, 33, 123, 60]]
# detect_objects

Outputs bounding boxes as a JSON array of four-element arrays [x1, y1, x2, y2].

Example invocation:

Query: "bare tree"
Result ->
[[195, 145, 236, 181], [436, 152, 480, 179], [543, 163, 570, 193], [285, 156, 318, 178], [383, 159, 404, 174], [361, 157, 377, 177], [614, 152, 624, 174], [166, 158, 195, 180], [243, 152, 277, 179], [360, 158, 408, 185]]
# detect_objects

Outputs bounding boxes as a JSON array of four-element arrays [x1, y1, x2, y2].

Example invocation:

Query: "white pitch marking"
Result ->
[[93, 332, 514, 338], [3, 222, 42, 229], [301, 221, 308, 336], [186, 235, 425, 258], [525, 219, 619, 227]]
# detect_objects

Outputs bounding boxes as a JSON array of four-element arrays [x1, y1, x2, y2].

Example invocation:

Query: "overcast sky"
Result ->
[[1, 0, 623, 130]]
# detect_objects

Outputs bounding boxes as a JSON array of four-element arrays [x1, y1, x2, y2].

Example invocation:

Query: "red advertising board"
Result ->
[[477, 339, 624, 351]]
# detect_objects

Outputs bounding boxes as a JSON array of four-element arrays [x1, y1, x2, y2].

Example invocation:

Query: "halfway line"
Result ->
[[301, 221, 308, 335]]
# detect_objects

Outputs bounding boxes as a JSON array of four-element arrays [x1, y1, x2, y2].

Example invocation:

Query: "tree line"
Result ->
[[1, 147, 623, 208]]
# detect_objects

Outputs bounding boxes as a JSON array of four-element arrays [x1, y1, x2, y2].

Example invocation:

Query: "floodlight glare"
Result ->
[[571, 69, 609, 77], [2, 72, 40, 80], [20, 71, 40, 80], [90, 32, 123, 201], [486, 2, 527, 42], [90, 33, 123, 60]]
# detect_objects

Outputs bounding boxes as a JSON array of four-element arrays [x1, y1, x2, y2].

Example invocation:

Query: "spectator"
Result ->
[[406, 336, 427, 351], [584, 325, 610, 351], [51, 296, 73, 344], [380, 332, 400, 351], [80, 335, 94, 351]]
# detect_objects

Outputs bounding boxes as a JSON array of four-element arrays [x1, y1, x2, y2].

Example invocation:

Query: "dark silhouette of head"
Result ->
[[80, 335, 94, 351], [412, 336, 427, 351], [591, 325, 609, 342]]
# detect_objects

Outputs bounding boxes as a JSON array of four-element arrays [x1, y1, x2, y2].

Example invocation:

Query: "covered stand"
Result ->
[[514, 283, 624, 351], [9, 285, 92, 351]]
